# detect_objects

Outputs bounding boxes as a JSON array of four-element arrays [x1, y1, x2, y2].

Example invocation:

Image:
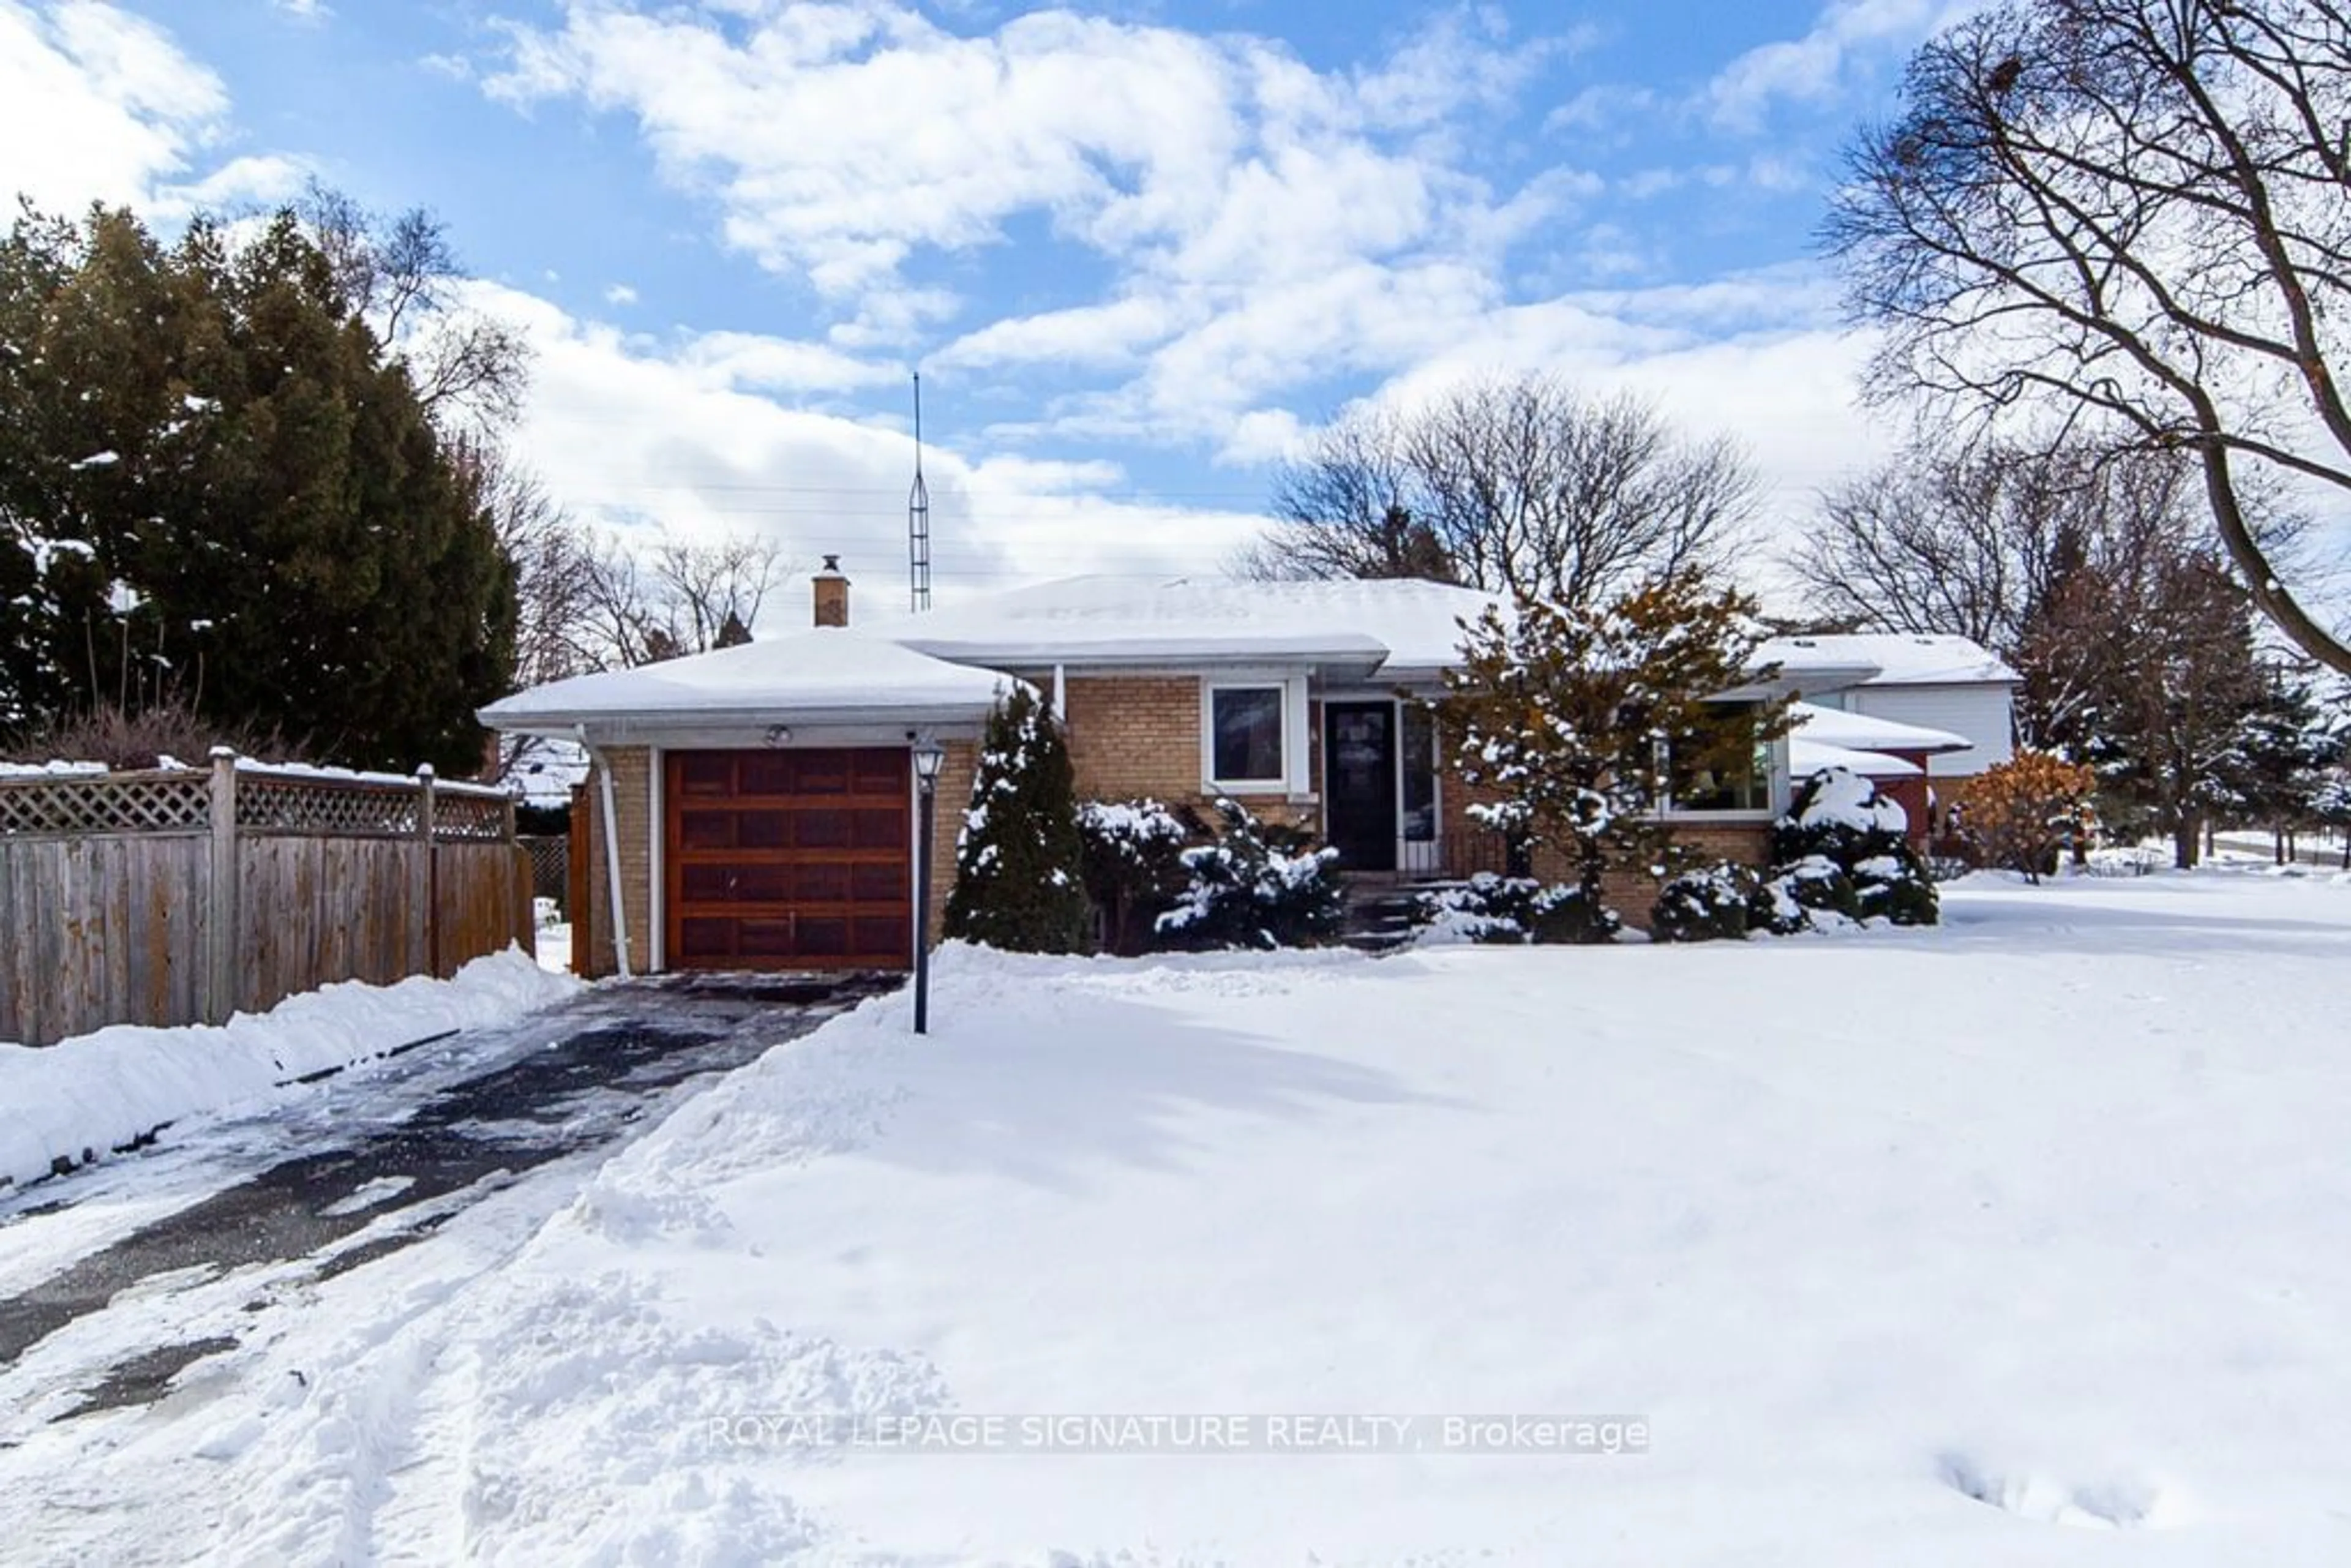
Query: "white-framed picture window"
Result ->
[[1207, 683, 1287, 789]]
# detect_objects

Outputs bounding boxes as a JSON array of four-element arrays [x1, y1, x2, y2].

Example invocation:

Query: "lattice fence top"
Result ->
[[0, 763, 514, 842], [0, 771, 210, 836], [432, 791, 511, 842], [238, 776, 421, 838]]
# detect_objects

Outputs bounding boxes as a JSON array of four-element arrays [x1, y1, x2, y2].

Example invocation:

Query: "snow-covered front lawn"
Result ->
[[23, 870, 2351, 1564]]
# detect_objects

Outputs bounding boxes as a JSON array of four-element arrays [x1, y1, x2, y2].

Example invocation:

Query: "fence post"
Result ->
[[417, 765, 438, 977], [206, 748, 239, 1025]]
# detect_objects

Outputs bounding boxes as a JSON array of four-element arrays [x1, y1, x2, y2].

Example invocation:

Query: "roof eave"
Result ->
[[478, 699, 1002, 738]]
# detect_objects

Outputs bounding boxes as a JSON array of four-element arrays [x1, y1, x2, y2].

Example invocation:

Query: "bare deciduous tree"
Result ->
[[1242, 376, 1757, 604], [297, 181, 530, 435], [1788, 439, 2303, 754], [581, 534, 792, 669], [1826, 0, 2351, 673], [1791, 441, 2202, 640]]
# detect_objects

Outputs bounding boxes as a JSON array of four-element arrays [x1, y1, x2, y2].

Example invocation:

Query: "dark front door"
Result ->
[[1324, 702, 1398, 872]]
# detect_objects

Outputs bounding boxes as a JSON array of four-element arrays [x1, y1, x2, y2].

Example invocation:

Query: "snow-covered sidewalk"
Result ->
[[9, 869, 2351, 1564], [0, 951, 580, 1191]]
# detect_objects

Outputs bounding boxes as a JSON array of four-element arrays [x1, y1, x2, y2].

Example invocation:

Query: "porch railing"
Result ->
[[1389, 828, 1520, 882]]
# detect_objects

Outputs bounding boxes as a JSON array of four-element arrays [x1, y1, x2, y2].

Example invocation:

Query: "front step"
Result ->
[[1340, 880, 1443, 953]]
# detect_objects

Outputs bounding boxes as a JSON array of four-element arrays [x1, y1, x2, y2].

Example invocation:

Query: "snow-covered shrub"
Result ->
[[1649, 862, 1758, 942], [943, 686, 1090, 953], [1853, 853, 1939, 925], [1771, 767, 1908, 867], [1747, 869, 1812, 936], [1076, 798, 1199, 956], [1155, 799, 1346, 951], [1768, 768, 1939, 928], [1762, 854, 1861, 929], [1414, 872, 1620, 945]]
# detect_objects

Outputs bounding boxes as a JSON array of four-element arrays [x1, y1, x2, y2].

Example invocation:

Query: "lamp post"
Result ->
[[911, 734, 946, 1034]]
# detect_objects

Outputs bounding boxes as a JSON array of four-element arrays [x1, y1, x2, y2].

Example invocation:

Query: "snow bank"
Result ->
[[0, 951, 579, 1188]]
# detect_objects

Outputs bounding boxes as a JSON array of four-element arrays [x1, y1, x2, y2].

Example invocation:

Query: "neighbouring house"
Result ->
[[1784, 702, 1973, 848], [1762, 633, 2020, 839], [478, 565, 1921, 976]]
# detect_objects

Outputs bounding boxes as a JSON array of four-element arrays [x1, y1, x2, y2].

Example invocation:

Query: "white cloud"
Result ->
[[484, 2, 1570, 451], [272, 0, 329, 21], [0, 1, 214, 209], [476, 3, 1900, 600], [1704, 0, 1990, 131], [0, 1, 301, 217], [603, 282, 638, 306], [1543, 81, 1660, 137], [475, 281, 1272, 608]]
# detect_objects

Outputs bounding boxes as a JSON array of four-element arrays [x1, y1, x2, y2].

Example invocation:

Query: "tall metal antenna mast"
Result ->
[[908, 371, 932, 613]]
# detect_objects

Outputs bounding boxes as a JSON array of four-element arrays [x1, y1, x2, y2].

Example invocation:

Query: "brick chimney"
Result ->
[[812, 555, 849, 627]]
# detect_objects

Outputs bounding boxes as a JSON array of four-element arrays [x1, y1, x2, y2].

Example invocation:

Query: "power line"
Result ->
[[528, 478, 1277, 501]]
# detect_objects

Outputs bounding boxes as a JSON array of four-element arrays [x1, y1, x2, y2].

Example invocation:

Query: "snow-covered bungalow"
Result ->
[[480, 568, 2000, 976]]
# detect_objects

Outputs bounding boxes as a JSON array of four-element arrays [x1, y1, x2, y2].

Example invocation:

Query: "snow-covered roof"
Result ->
[[1787, 702, 1971, 756], [1790, 737, 1924, 779], [871, 575, 1501, 675], [478, 628, 1012, 734], [1762, 632, 2018, 687]]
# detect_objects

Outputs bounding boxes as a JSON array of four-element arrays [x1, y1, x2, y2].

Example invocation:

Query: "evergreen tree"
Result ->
[[943, 685, 1090, 953], [0, 203, 515, 772], [2077, 555, 2268, 868], [2228, 669, 2340, 858], [1442, 571, 1788, 926]]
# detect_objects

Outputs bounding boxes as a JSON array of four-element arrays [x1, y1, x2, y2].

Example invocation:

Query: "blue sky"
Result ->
[[1, 0, 1986, 610]]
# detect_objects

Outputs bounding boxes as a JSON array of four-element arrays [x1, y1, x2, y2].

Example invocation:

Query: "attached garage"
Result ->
[[477, 601, 1008, 979], [666, 748, 913, 970]]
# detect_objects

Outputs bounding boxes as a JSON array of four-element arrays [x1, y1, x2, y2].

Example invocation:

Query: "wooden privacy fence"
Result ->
[[0, 752, 534, 1047]]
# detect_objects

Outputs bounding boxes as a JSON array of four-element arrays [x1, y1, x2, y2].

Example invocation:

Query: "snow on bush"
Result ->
[[1076, 798, 1198, 955], [1767, 854, 1861, 930], [1649, 862, 1760, 943], [1414, 872, 1620, 945], [0, 950, 577, 1189], [1155, 799, 1345, 951], [1767, 767, 1940, 929], [943, 685, 1090, 954]]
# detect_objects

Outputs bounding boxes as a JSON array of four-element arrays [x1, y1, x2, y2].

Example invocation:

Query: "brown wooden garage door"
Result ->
[[665, 748, 912, 970]]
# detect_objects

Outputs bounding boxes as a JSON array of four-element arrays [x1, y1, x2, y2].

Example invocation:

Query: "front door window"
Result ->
[[1400, 703, 1438, 843]]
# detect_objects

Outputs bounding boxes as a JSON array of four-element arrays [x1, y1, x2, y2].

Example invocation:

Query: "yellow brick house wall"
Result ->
[[1059, 673, 1319, 833]]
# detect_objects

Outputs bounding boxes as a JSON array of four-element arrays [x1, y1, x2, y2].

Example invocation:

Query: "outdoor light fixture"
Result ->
[[911, 733, 947, 1035], [912, 735, 947, 787]]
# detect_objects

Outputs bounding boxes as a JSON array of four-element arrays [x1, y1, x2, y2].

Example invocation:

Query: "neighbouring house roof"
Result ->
[[503, 738, 590, 808], [869, 574, 1500, 677], [1790, 737, 1925, 779], [1761, 632, 2019, 687], [1787, 702, 1971, 757], [476, 628, 1014, 736]]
